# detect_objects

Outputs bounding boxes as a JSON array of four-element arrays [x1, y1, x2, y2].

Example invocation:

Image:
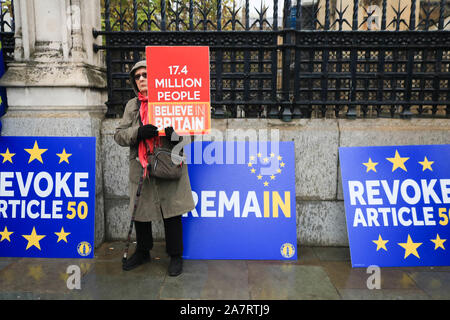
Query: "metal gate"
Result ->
[[94, 0, 450, 120]]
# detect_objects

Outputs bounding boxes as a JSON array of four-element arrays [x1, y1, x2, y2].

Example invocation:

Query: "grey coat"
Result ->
[[114, 61, 195, 222]]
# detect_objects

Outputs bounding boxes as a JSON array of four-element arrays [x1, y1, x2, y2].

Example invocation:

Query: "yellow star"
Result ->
[[263, 181, 269, 187], [257, 175, 262, 180], [0, 148, 15, 164], [60, 272, 69, 283], [430, 234, 446, 250], [280, 162, 285, 167], [386, 150, 409, 172], [363, 158, 378, 172], [277, 155, 282, 161], [56, 148, 72, 164], [0, 226, 13, 242], [250, 168, 256, 173], [418, 156, 434, 171], [22, 227, 46, 250], [27, 265, 44, 281], [270, 153, 275, 157], [24, 141, 47, 164], [276, 168, 282, 173], [263, 157, 269, 163], [257, 153, 262, 158], [270, 175, 275, 180], [55, 227, 71, 243], [372, 234, 389, 251], [248, 162, 253, 167], [398, 234, 422, 259], [249, 156, 255, 161]]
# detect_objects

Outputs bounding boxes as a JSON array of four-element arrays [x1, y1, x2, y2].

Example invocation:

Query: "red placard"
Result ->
[[146, 46, 211, 136]]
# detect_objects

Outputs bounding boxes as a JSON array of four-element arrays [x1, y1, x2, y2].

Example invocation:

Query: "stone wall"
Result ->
[[100, 118, 450, 246]]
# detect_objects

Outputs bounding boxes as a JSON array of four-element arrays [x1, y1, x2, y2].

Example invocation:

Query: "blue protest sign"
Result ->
[[0, 136, 96, 258], [182, 141, 297, 260], [340, 145, 450, 267]]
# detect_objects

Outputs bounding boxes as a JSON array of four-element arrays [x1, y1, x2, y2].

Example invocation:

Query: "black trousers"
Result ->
[[134, 215, 183, 257]]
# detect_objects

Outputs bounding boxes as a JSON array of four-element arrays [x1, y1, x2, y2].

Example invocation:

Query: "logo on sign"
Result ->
[[77, 241, 92, 257], [280, 243, 295, 258]]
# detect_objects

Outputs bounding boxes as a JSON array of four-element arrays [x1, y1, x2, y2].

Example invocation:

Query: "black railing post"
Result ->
[[161, 0, 166, 31], [267, 0, 280, 119], [104, 0, 115, 118], [242, 0, 251, 118], [213, 0, 225, 118], [401, 0, 416, 119], [346, 0, 359, 119], [280, 0, 293, 122], [320, 0, 331, 118], [292, 0, 303, 119]]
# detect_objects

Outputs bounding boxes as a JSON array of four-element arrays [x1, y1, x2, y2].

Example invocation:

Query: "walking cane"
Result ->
[[122, 171, 145, 264]]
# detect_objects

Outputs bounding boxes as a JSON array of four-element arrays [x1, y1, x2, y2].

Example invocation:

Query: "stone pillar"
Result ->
[[0, 0, 107, 247]]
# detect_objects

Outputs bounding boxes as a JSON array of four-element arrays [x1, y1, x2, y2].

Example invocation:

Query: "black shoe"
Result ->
[[168, 255, 183, 277], [122, 250, 150, 271]]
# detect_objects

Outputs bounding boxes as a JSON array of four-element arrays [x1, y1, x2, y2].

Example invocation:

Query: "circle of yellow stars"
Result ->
[[247, 152, 285, 187]]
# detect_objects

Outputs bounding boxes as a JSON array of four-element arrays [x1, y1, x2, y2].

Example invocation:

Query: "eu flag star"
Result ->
[[418, 156, 434, 171], [0, 148, 15, 163], [386, 150, 409, 172], [398, 234, 422, 259], [372, 234, 389, 251], [430, 234, 446, 250], [22, 227, 46, 250], [363, 158, 378, 172], [55, 227, 71, 243], [24, 141, 47, 164], [0, 226, 13, 242], [56, 148, 72, 164]]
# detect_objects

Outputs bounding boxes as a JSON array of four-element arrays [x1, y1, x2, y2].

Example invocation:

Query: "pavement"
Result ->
[[1, 241, 449, 300]]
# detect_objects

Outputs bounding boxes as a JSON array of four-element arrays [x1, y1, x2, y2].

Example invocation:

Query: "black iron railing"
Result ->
[[94, 0, 450, 119]]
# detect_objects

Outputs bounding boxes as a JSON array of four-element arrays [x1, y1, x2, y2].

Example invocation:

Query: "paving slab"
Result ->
[[247, 262, 340, 300]]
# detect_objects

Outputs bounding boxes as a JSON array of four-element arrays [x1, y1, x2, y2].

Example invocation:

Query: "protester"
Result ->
[[114, 60, 195, 276]]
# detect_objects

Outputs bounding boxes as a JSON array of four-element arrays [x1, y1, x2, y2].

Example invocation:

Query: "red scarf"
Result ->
[[138, 92, 161, 177]]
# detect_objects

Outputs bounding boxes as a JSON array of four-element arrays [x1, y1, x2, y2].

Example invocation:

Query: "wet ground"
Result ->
[[0, 241, 449, 300]]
